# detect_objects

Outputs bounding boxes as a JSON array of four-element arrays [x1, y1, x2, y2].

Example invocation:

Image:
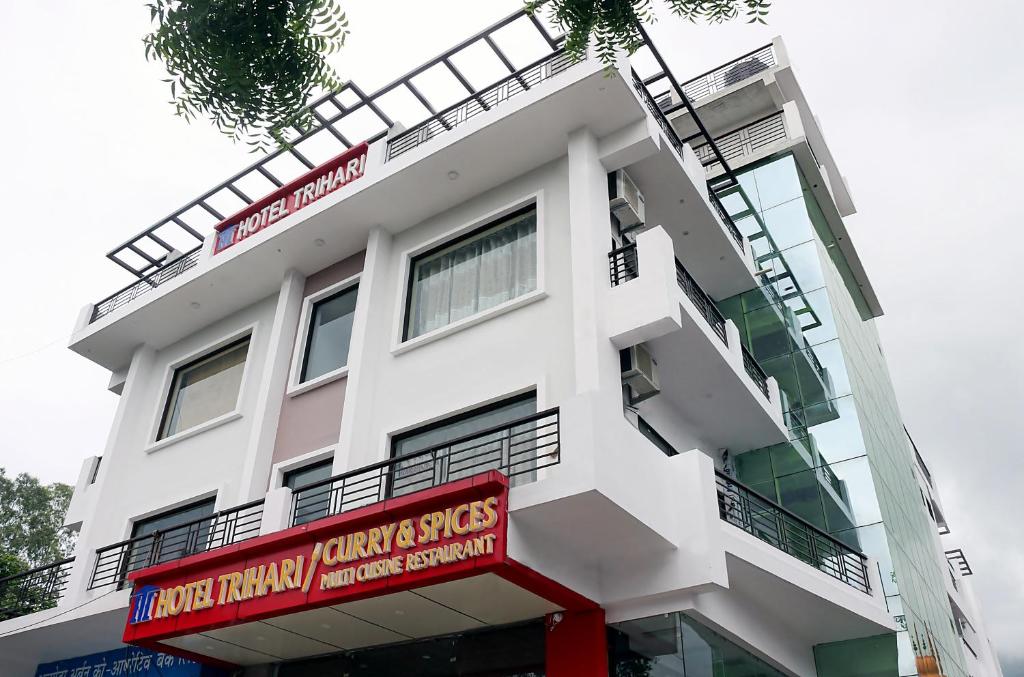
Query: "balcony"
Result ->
[[715, 471, 871, 594], [0, 559, 75, 622], [291, 409, 560, 527], [606, 227, 788, 451], [83, 410, 560, 592], [88, 499, 264, 590]]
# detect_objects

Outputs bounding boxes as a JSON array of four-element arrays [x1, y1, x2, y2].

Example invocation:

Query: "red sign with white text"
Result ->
[[213, 142, 369, 254], [122, 473, 508, 645]]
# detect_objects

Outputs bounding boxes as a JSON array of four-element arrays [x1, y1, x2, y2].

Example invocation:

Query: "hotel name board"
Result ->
[[213, 142, 369, 254], [134, 497, 499, 621], [123, 476, 508, 645]]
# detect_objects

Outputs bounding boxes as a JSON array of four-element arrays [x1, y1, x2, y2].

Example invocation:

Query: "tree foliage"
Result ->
[[143, 0, 768, 151], [143, 0, 349, 153], [0, 469, 75, 569], [529, 0, 771, 63]]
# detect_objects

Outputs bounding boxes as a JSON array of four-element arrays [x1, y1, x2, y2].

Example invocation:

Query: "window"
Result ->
[[158, 337, 250, 440], [390, 393, 537, 495], [284, 458, 334, 525], [404, 206, 537, 340], [638, 417, 678, 457], [300, 286, 358, 383], [126, 498, 216, 574]]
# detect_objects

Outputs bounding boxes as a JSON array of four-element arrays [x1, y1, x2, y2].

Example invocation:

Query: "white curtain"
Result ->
[[408, 210, 536, 339]]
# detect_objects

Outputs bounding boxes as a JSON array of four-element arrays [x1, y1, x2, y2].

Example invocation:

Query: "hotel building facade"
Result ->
[[0, 9, 1004, 677]]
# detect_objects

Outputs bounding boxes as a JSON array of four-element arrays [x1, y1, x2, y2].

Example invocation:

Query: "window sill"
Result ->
[[392, 289, 547, 357], [144, 411, 243, 454], [287, 367, 349, 398]]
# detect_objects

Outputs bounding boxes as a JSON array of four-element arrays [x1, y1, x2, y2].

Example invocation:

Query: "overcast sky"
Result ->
[[0, 0, 1020, 673]]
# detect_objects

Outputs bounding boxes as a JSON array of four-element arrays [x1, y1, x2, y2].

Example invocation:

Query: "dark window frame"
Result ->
[[283, 457, 335, 492], [401, 203, 538, 342], [298, 284, 359, 384], [389, 391, 538, 460], [157, 335, 251, 441], [638, 416, 679, 457], [130, 497, 217, 538]]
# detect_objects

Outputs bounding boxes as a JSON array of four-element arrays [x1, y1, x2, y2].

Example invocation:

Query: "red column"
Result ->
[[545, 609, 608, 676]]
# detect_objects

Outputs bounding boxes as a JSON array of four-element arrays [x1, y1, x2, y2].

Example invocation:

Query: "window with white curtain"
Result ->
[[404, 206, 537, 340]]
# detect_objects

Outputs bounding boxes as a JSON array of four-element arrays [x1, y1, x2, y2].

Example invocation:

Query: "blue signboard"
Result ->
[[35, 646, 225, 677]]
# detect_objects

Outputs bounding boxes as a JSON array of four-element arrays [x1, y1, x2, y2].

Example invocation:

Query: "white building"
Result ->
[[0, 9, 1003, 677]]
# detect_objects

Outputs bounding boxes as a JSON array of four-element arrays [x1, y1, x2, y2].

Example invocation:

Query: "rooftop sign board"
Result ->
[[213, 142, 369, 254], [122, 474, 508, 647]]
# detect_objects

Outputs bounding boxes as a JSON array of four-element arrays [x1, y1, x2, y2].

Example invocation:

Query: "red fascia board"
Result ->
[[213, 142, 369, 234], [128, 472, 509, 585]]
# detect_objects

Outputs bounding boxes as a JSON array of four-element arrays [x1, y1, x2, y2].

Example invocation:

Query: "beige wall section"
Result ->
[[271, 251, 365, 470]]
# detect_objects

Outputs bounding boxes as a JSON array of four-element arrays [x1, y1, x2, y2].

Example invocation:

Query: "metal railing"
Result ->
[[715, 471, 871, 594], [708, 191, 744, 248], [689, 111, 788, 176], [608, 242, 639, 287], [89, 500, 264, 590], [742, 345, 770, 398], [388, 50, 577, 161], [631, 69, 689, 162], [675, 257, 727, 344], [89, 6, 565, 317], [0, 558, 75, 621], [91, 246, 203, 322], [679, 44, 776, 103], [629, 67, 745, 250], [292, 409, 560, 527], [945, 549, 973, 576]]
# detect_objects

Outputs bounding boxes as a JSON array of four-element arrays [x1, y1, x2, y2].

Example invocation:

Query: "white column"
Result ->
[[334, 226, 393, 474], [61, 344, 156, 607], [567, 127, 618, 396], [238, 269, 306, 501]]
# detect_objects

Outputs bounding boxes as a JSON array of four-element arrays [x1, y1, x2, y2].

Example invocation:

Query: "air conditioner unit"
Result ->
[[609, 169, 646, 229], [622, 343, 660, 403]]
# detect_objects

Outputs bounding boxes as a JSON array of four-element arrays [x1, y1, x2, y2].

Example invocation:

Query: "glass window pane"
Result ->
[[406, 207, 537, 340], [776, 469, 827, 530], [789, 286, 837, 347], [129, 499, 216, 570], [829, 456, 883, 527], [390, 394, 538, 495], [159, 338, 250, 439], [752, 154, 802, 210], [775, 240, 825, 293], [804, 395, 866, 465], [302, 286, 358, 382], [734, 447, 773, 484], [761, 197, 815, 250], [286, 459, 335, 526]]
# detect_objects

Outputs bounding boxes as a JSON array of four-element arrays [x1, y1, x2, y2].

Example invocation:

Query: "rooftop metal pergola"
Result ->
[[92, 6, 740, 324]]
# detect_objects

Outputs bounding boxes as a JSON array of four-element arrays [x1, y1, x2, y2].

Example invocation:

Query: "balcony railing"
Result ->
[[91, 246, 203, 323], [689, 111, 788, 176], [675, 257, 727, 344], [89, 499, 264, 590], [679, 44, 776, 103], [292, 409, 560, 527], [387, 50, 577, 161], [708, 191, 744, 248], [742, 345, 770, 398], [0, 558, 75, 621], [715, 471, 871, 594], [608, 242, 639, 287]]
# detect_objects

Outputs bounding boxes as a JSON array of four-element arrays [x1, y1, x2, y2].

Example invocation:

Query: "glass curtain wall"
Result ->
[[608, 611, 788, 676], [715, 154, 966, 677]]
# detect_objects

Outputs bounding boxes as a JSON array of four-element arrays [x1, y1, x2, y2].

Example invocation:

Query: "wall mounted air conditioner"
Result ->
[[622, 343, 660, 404], [609, 169, 646, 229]]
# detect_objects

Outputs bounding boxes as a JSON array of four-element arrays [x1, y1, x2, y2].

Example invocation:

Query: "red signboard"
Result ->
[[122, 474, 509, 646], [213, 142, 369, 254]]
